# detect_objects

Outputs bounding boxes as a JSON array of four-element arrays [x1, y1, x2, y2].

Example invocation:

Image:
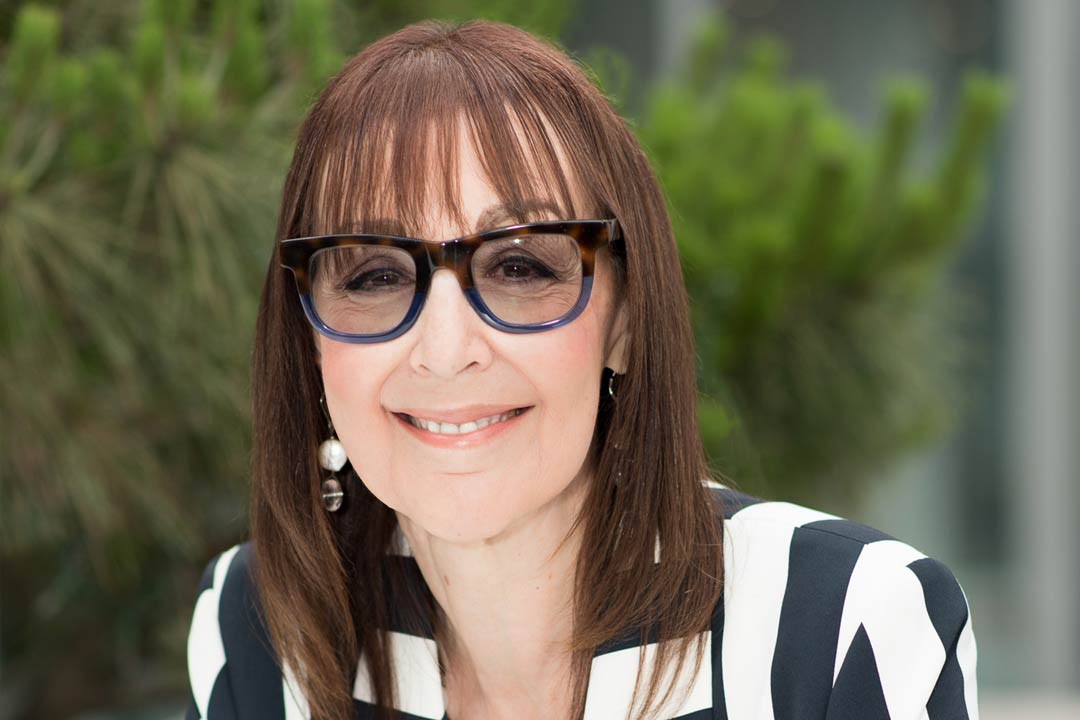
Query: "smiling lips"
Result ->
[[403, 407, 527, 435], [392, 403, 533, 440]]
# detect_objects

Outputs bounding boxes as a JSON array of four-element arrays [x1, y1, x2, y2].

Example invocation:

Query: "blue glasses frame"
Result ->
[[279, 218, 620, 344]]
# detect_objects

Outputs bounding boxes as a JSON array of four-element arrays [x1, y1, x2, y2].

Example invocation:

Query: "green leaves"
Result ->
[[637, 12, 1005, 503], [5, 4, 60, 104], [286, 0, 343, 87], [0, 3, 328, 713]]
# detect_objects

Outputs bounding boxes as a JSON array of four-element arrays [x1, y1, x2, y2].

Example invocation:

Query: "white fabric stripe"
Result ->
[[834, 541, 926, 682], [283, 660, 311, 720], [956, 587, 980, 720], [720, 501, 838, 719], [583, 632, 713, 720], [188, 544, 240, 718], [354, 631, 445, 719], [833, 541, 941, 720]]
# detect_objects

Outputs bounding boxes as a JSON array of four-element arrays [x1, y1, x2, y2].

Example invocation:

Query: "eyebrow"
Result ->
[[359, 199, 566, 239], [470, 199, 565, 234]]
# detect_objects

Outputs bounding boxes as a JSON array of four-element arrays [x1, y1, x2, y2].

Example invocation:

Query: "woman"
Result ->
[[185, 19, 978, 720]]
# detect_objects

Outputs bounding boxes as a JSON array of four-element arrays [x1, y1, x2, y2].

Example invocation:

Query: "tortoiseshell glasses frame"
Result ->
[[279, 218, 621, 344]]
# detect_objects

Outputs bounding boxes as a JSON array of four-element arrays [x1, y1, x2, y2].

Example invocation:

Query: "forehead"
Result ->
[[309, 106, 594, 240], [421, 116, 589, 239]]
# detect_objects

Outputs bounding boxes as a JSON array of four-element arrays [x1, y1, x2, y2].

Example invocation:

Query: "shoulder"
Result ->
[[186, 542, 299, 719], [705, 482, 978, 719], [707, 482, 972, 628]]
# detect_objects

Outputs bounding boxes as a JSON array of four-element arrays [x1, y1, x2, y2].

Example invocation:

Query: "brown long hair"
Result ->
[[250, 18, 726, 720]]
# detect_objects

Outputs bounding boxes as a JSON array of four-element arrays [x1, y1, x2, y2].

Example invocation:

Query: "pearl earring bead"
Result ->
[[321, 478, 344, 512], [318, 438, 347, 472]]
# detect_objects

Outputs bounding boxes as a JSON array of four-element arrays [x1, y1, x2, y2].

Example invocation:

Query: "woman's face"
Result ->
[[317, 129, 628, 544]]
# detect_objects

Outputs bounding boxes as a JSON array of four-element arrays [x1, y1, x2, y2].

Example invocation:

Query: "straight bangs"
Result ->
[[291, 35, 603, 243]]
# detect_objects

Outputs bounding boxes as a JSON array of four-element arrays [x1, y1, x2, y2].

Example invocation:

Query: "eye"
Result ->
[[491, 255, 556, 281], [343, 267, 411, 292]]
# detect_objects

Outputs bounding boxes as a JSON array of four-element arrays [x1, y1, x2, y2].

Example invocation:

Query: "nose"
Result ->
[[407, 268, 494, 379]]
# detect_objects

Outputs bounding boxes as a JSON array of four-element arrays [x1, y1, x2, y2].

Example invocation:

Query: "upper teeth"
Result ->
[[406, 408, 524, 435]]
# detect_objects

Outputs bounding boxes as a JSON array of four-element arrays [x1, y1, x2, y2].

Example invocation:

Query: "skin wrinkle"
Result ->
[[316, 114, 629, 719]]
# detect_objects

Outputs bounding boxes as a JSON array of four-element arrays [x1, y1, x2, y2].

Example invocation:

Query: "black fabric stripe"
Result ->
[[672, 709, 712, 720], [206, 666, 240, 720], [353, 699, 377, 720], [825, 624, 890, 720], [709, 592, 728, 720], [771, 526, 866, 720], [218, 542, 287, 719], [711, 486, 765, 519], [353, 699, 446, 720], [183, 689, 201, 720], [926, 652, 969, 720], [800, 518, 896, 546], [908, 558, 970, 720], [196, 552, 219, 595], [907, 558, 969, 649], [592, 624, 659, 656]]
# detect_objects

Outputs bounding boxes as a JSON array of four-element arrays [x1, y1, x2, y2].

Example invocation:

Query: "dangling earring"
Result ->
[[603, 367, 623, 483], [607, 369, 619, 400], [318, 393, 347, 512]]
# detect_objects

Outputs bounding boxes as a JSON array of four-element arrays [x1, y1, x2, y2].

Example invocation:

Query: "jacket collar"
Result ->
[[350, 522, 715, 719]]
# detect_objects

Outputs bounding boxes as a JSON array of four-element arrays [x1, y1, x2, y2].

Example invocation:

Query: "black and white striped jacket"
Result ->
[[185, 483, 979, 719]]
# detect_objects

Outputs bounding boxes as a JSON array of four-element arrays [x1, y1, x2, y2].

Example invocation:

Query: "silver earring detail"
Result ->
[[604, 368, 622, 483], [318, 393, 347, 512]]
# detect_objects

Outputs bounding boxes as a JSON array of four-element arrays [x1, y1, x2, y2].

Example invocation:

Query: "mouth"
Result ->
[[394, 407, 531, 436]]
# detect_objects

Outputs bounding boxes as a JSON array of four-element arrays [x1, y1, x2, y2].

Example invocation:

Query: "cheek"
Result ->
[[320, 342, 380, 416], [318, 342, 404, 504], [492, 316, 606, 493], [528, 324, 603, 432]]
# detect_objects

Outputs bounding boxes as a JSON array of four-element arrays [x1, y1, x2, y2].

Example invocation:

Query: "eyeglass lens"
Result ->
[[308, 232, 584, 335]]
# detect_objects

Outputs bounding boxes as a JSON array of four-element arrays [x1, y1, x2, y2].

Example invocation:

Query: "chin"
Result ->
[[379, 462, 586, 546], [428, 521, 513, 546], [407, 497, 521, 545], [390, 516, 507, 548], [402, 484, 568, 547]]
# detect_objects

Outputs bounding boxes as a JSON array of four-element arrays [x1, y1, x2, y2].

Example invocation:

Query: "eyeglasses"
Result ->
[[279, 218, 620, 343]]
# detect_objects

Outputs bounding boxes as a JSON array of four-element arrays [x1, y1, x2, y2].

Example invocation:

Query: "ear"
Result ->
[[312, 330, 322, 367], [603, 300, 630, 374]]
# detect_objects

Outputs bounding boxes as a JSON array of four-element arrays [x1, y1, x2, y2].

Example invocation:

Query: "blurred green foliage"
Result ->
[[0, 1, 1002, 716], [634, 18, 1006, 507]]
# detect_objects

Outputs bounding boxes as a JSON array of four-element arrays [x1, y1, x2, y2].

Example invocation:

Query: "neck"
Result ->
[[396, 472, 587, 720]]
